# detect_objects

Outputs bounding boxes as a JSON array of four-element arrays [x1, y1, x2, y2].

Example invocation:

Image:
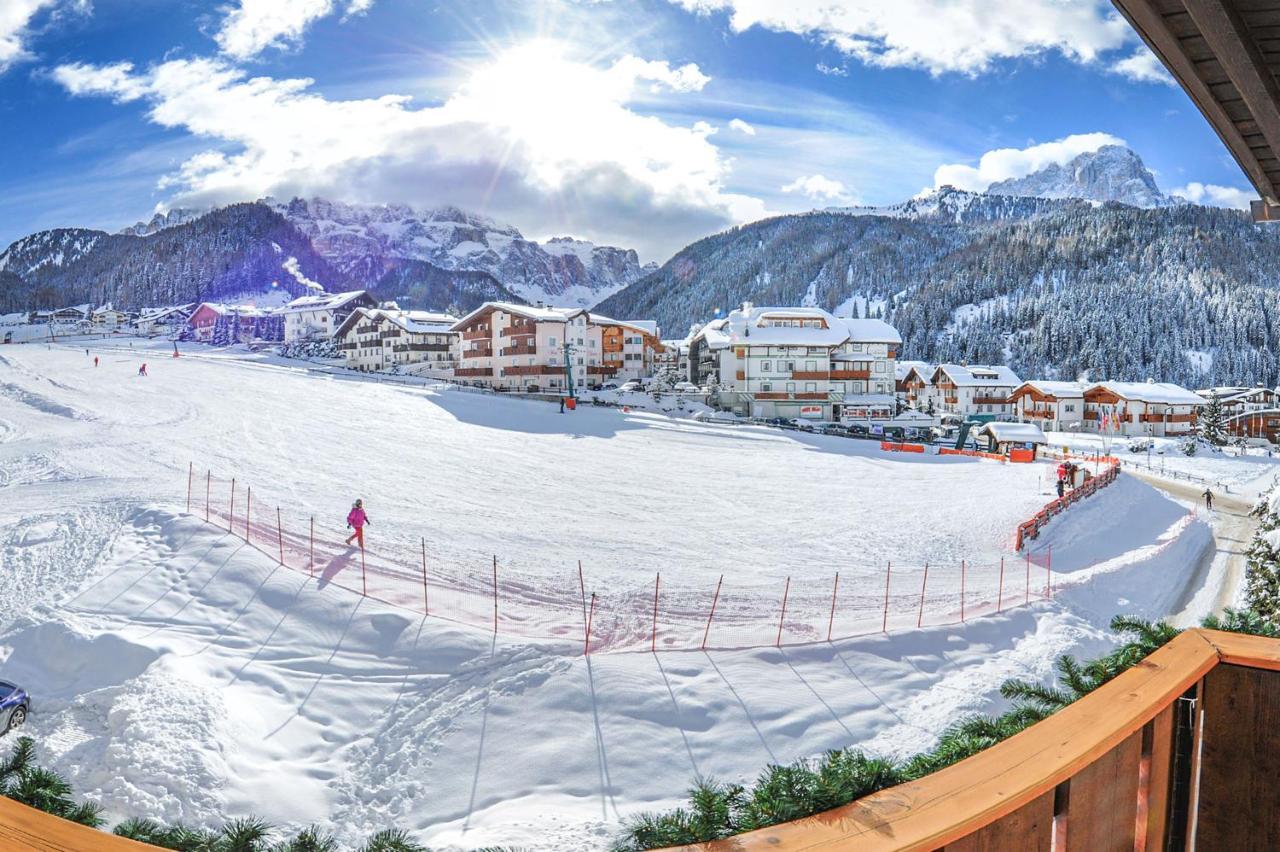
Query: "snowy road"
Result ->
[[0, 340, 1233, 849]]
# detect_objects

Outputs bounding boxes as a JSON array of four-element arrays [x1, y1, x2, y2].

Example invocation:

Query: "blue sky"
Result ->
[[0, 0, 1258, 261]]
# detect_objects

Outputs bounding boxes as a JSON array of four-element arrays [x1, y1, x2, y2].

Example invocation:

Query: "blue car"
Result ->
[[0, 680, 29, 736]]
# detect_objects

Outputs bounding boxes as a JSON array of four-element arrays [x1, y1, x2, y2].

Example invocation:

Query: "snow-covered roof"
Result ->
[[692, 304, 890, 349], [1087, 381, 1205, 406], [837, 317, 902, 344], [1011, 380, 1087, 398], [1196, 386, 1275, 402], [889, 409, 936, 425], [935, 364, 1021, 387], [979, 422, 1048, 444], [279, 290, 368, 314], [196, 302, 275, 319], [591, 314, 660, 338], [0, 312, 28, 325], [896, 360, 933, 381], [451, 301, 587, 330], [384, 310, 457, 334]]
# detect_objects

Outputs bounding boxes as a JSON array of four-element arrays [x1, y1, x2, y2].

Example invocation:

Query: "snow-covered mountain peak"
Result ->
[[118, 208, 205, 237], [986, 144, 1176, 208]]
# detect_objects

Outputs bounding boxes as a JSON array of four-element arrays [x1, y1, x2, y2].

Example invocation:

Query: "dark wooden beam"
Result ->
[[1184, 0, 1280, 202], [1114, 0, 1279, 204]]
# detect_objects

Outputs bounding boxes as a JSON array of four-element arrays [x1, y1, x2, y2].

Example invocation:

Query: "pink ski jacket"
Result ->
[[347, 507, 368, 528]]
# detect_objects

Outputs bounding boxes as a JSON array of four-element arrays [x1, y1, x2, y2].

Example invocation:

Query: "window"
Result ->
[[786, 382, 796, 393], [805, 382, 817, 393], [761, 361, 771, 372], [853, 381, 865, 393], [1064, 403, 1075, 412], [549, 336, 557, 346], [761, 382, 772, 392], [805, 360, 817, 372]]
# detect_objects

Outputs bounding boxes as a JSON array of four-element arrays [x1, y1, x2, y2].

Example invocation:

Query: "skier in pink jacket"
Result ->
[[345, 499, 370, 548]]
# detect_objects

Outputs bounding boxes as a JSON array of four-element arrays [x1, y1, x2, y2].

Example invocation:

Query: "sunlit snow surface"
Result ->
[[0, 339, 1234, 849]]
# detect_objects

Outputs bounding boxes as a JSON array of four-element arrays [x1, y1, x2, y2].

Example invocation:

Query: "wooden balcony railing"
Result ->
[[453, 367, 493, 377], [461, 328, 490, 340], [501, 344, 537, 356], [503, 364, 560, 376], [831, 369, 871, 380], [667, 629, 1280, 851], [791, 370, 830, 380], [500, 325, 537, 337], [1139, 413, 1198, 424], [972, 395, 1008, 405]]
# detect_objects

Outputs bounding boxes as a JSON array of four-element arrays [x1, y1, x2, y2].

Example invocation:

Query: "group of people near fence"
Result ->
[[1054, 461, 1089, 498]]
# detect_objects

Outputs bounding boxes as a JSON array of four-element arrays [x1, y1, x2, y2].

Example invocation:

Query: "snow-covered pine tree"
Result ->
[[1199, 391, 1228, 446], [1245, 491, 1280, 624]]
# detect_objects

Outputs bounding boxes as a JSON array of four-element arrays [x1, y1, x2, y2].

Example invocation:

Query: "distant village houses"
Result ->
[[334, 307, 458, 376]]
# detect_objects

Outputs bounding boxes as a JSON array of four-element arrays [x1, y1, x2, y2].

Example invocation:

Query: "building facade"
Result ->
[[1009, 381, 1087, 433], [281, 291, 377, 343], [334, 308, 457, 374], [929, 364, 1022, 421], [449, 302, 661, 393], [687, 304, 901, 422], [1082, 382, 1204, 437]]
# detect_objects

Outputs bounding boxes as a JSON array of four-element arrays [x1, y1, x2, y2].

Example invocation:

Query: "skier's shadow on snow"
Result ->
[[317, 547, 361, 590]]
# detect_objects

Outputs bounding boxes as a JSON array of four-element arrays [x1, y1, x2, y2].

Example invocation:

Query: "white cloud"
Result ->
[[1109, 46, 1174, 85], [815, 62, 847, 77], [670, 0, 1131, 76], [931, 132, 1125, 192], [51, 41, 766, 261], [215, 0, 374, 61], [1170, 182, 1254, 210], [781, 173, 854, 204], [728, 117, 755, 135], [0, 0, 84, 74]]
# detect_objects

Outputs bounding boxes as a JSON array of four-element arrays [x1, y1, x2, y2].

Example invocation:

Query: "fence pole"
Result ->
[[493, 555, 499, 635], [960, 560, 966, 622], [1025, 552, 1031, 604], [360, 541, 367, 596], [205, 470, 210, 522], [917, 563, 929, 628], [651, 572, 661, 653], [186, 462, 192, 513], [276, 507, 283, 564], [245, 486, 251, 543], [702, 575, 723, 651], [422, 539, 429, 616], [776, 576, 791, 648], [229, 478, 236, 533], [827, 572, 840, 642], [584, 592, 597, 656], [578, 560, 586, 623], [997, 556, 1005, 613], [1046, 546, 1053, 600], [881, 561, 892, 633], [309, 517, 314, 576]]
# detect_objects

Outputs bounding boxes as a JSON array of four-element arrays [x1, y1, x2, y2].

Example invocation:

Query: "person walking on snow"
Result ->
[[559, 397, 565, 414], [93, 356, 99, 368], [1203, 488, 1214, 511], [345, 499, 370, 548], [138, 363, 148, 377]]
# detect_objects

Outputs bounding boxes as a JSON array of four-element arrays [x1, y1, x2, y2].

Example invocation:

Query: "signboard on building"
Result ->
[[799, 405, 823, 419]]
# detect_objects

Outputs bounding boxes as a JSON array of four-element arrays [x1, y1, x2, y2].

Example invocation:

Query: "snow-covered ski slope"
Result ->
[[0, 340, 1225, 848]]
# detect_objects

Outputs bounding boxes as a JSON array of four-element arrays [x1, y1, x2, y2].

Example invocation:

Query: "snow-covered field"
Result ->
[[0, 340, 1233, 849]]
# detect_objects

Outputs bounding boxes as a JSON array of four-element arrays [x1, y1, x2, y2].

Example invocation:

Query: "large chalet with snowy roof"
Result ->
[[449, 302, 663, 393], [334, 307, 457, 375], [280, 291, 377, 343], [929, 364, 1021, 421], [1009, 380, 1088, 433], [688, 303, 900, 422], [1082, 382, 1204, 437]]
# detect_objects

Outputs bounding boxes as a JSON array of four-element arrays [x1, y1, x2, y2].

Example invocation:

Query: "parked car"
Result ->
[[789, 419, 816, 432], [601, 382, 619, 390], [693, 410, 738, 424], [765, 417, 793, 429], [1, 680, 29, 736], [619, 381, 642, 392], [821, 423, 849, 436], [845, 423, 871, 437], [673, 382, 703, 394]]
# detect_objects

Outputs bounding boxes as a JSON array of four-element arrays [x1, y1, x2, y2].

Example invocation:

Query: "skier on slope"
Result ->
[[93, 356, 99, 368], [138, 363, 148, 376], [345, 499, 370, 548], [1203, 488, 1214, 511]]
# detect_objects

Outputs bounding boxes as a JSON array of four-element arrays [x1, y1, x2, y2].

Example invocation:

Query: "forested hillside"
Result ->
[[595, 191, 1280, 386]]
